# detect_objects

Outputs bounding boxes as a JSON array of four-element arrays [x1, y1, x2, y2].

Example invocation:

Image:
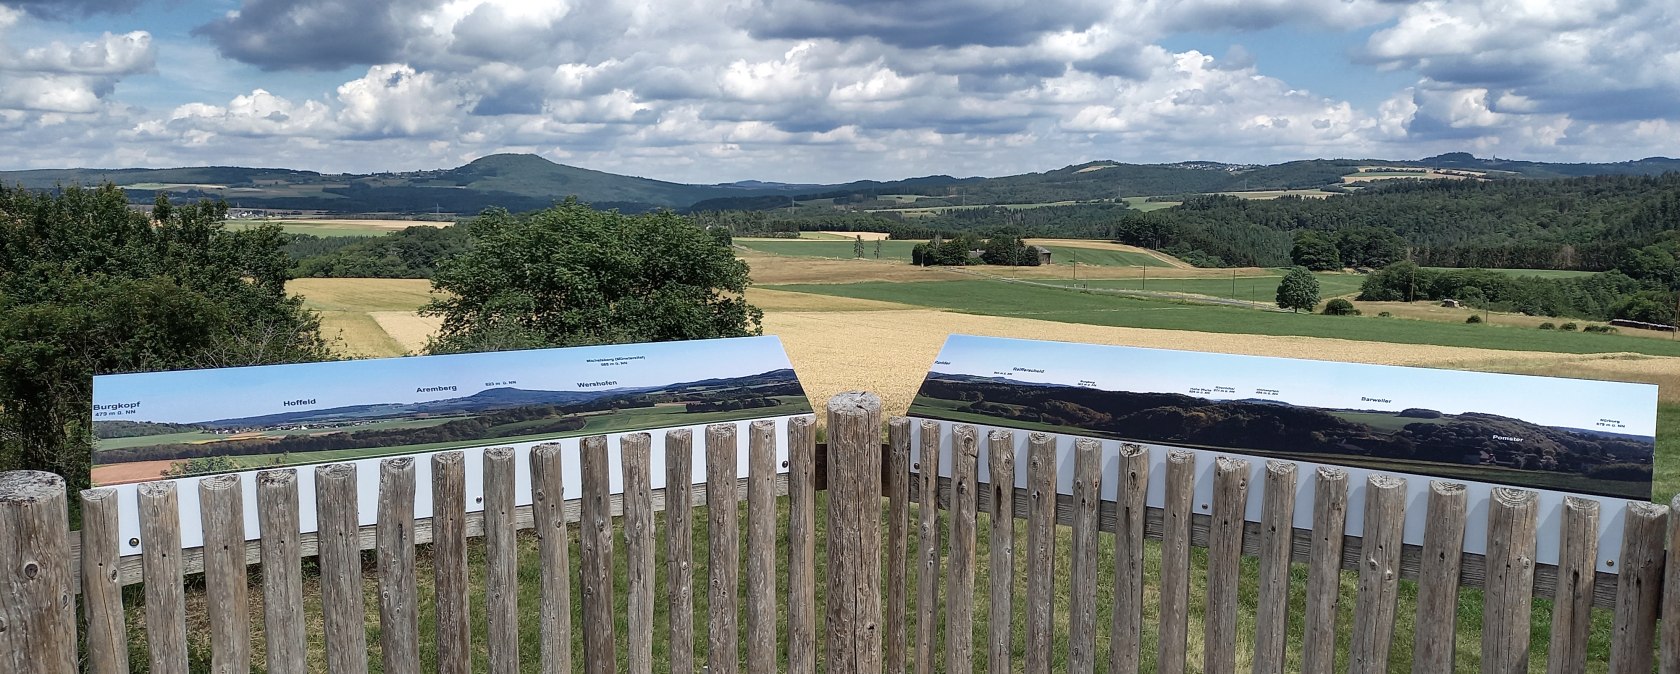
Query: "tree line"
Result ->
[[5, 187, 762, 496]]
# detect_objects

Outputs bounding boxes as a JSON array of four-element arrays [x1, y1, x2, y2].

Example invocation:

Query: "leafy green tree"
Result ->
[[874, 239, 883, 259], [1335, 227, 1406, 268], [854, 235, 865, 258], [1610, 290, 1677, 324], [981, 233, 1027, 265], [1322, 298, 1359, 315], [1290, 231, 1343, 271], [0, 185, 330, 488], [1275, 266, 1321, 313], [424, 199, 762, 352], [1358, 261, 1430, 302]]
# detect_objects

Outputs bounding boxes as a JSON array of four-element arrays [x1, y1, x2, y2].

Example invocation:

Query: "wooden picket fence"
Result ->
[[0, 390, 1677, 672]]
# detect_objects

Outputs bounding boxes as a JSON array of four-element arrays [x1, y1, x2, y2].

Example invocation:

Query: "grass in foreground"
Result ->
[[766, 278, 1680, 358]]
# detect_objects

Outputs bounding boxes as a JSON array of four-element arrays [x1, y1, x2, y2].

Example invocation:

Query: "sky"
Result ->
[[924, 335, 1659, 436], [93, 335, 796, 424], [2, 0, 1679, 184]]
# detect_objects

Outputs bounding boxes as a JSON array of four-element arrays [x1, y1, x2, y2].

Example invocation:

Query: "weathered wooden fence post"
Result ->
[[887, 417, 912, 674], [705, 424, 740, 674], [787, 416, 820, 674], [376, 457, 419, 674], [532, 442, 574, 674], [315, 463, 368, 674], [1547, 496, 1600, 674], [579, 435, 618, 674], [79, 487, 128, 674], [257, 469, 305, 674], [1609, 501, 1668, 674], [1349, 474, 1405, 674], [484, 447, 520, 674], [623, 432, 656, 674], [139, 480, 187, 673], [200, 473, 251, 673], [745, 422, 779, 673], [1109, 443, 1149, 674], [1482, 487, 1537, 674], [828, 391, 883, 674], [431, 451, 471, 674], [0, 471, 77, 674], [1024, 433, 1058, 674], [1412, 481, 1467, 674], [945, 425, 979, 674], [1301, 467, 1348, 674], [1252, 460, 1297, 674], [664, 431, 696, 674], [1067, 438, 1103, 674], [1157, 450, 1195, 674], [915, 419, 943, 674], [988, 430, 1018, 674], [1204, 457, 1250, 674]]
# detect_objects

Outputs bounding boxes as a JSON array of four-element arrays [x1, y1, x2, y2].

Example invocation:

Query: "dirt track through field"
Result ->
[[764, 309, 1680, 418]]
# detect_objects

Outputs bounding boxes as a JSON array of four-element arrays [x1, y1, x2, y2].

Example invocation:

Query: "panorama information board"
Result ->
[[91, 336, 811, 552], [907, 334, 1659, 572], [93, 336, 809, 485]]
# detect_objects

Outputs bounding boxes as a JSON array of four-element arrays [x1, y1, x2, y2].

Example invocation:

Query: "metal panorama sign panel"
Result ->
[[92, 335, 809, 486], [906, 334, 1659, 573], [90, 336, 811, 554]]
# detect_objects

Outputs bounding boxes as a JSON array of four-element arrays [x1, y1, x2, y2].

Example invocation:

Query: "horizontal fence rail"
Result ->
[[4, 396, 1680, 672]]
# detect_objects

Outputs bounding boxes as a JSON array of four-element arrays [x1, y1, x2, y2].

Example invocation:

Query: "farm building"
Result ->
[[1031, 245, 1052, 264]]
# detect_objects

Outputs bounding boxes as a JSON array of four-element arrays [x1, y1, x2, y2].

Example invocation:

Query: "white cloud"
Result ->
[[14, 31, 153, 75], [4, 0, 1680, 182], [0, 16, 155, 116], [335, 64, 463, 138], [166, 88, 335, 136], [1365, 0, 1680, 120]]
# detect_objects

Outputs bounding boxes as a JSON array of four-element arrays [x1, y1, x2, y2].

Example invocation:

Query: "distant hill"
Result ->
[[4, 152, 1678, 215]]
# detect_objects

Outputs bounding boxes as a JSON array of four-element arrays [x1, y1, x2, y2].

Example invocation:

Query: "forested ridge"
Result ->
[[1126, 175, 1680, 270]]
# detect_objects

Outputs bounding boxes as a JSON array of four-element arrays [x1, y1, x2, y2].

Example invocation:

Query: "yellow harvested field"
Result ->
[[744, 288, 918, 312], [739, 249, 967, 284], [764, 309, 1680, 417], [316, 310, 406, 358], [819, 231, 891, 240], [371, 311, 443, 353], [289, 277, 437, 312], [288, 277, 1680, 419]]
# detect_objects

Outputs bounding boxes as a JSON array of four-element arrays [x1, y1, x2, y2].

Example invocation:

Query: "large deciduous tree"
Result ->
[[1290, 230, 1342, 271], [1275, 266, 1322, 313], [423, 199, 762, 352], [0, 185, 330, 487]]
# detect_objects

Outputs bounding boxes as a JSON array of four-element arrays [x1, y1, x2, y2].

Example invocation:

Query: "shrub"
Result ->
[[1538, 322, 1556, 330], [1561, 322, 1578, 331], [1466, 315, 1483, 324], [1583, 324, 1619, 334], [1323, 298, 1358, 316], [1377, 311, 1392, 317]]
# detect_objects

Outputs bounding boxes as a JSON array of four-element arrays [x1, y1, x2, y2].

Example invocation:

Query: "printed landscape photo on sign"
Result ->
[[908, 335, 1658, 500], [91, 336, 811, 485]]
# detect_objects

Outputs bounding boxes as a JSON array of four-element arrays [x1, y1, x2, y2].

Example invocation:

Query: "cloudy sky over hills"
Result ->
[[1, 0, 1677, 183]]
